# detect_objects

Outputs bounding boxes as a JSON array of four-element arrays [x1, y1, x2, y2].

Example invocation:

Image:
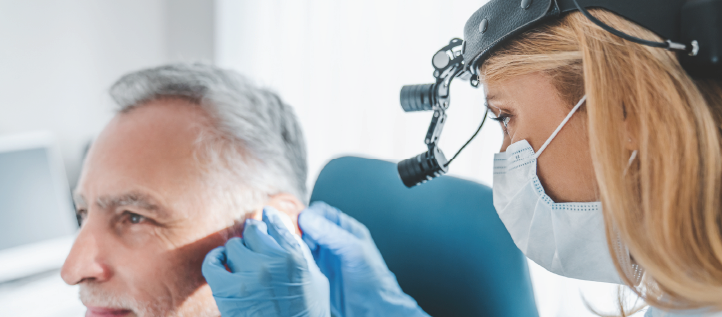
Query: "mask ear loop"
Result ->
[[623, 150, 638, 176], [534, 95, 587, 159]]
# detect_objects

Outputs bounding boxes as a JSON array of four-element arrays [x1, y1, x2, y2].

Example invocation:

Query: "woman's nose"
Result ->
[[499, 134, 512, 152]]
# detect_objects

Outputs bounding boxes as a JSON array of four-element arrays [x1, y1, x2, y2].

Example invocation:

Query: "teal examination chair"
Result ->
[[309, 157, 539, 317]]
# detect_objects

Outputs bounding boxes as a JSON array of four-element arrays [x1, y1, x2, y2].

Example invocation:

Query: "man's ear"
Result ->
[[264, 193, 305, 235]]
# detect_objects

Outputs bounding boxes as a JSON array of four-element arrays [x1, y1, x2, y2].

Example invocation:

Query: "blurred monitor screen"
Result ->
[[0, 132, 78, 282]]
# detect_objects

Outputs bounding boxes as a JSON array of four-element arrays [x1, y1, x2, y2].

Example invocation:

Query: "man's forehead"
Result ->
[[91, 102, 207, 160], [87, 102, 208, 171], [75, 101, 214, 216]]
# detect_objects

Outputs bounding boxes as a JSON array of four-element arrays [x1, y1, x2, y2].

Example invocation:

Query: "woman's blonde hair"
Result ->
[[481, 9, 722, 312]]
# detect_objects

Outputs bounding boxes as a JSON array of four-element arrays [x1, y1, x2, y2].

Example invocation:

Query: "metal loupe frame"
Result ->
[[397, 38, 478, 188]]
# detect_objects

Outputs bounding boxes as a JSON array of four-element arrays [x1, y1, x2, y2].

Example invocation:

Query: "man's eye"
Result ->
[[125, 212, 146, 224], [76, 209, 87, 225]]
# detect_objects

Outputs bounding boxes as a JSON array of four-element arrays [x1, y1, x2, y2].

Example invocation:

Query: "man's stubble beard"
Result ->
[[78, 283, 220, 317]]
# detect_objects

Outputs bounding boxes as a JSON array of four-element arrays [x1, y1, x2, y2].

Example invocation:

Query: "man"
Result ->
[[61, 64, 313, 317]]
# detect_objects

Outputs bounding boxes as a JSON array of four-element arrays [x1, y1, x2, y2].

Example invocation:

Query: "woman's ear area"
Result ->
[[264, 193, 305, 235]]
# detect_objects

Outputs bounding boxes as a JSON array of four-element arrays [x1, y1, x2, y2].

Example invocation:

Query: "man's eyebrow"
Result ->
[[73, 192, 86, 208], [95, 191, 168, 218]]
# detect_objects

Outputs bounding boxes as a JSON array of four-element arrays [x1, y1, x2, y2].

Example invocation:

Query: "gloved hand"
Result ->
[[299, 201, 429, 317], [202, 207, 330, 317]]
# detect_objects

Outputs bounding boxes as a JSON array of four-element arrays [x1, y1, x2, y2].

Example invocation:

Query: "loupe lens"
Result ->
[[400, 83, 436, 112], [397, 148, 448, 188]]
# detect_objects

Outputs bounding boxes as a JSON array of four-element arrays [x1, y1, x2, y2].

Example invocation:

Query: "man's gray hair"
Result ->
[[109, 63, 307, 212]]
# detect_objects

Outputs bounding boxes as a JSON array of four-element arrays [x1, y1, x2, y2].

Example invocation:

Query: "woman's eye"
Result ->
[[126, 212, 146, 224], [491, 113, 511, 128]]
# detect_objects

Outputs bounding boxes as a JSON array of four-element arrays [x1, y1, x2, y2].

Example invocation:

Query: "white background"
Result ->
[[0, 0, 214, 189], [0, 0, 643, 316], [215, 0, 500, 191]]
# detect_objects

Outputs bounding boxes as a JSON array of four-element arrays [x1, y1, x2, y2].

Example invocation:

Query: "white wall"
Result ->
[[0, 0, 215, 188], [215, 0, 502, 191]]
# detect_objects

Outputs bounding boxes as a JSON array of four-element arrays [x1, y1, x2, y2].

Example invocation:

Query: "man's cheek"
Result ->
[[172, 230, 227, 276], [150, 218, 223, 250], [110, 223, 165, 249], [150, 226, 184, 249]]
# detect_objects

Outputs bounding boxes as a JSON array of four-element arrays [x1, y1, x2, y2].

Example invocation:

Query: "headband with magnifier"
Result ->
[[397, 0, 722, 188]]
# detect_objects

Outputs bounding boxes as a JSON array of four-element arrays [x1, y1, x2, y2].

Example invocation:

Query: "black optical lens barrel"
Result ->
[[400, 83, 436, 112], [397, 148, 449, 188]]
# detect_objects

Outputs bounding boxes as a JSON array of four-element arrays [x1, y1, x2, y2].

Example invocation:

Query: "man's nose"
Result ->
[[60, 223, 112, 285]]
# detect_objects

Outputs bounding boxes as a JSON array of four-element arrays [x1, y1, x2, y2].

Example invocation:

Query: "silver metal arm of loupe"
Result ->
[[398, 38, 470, 188]]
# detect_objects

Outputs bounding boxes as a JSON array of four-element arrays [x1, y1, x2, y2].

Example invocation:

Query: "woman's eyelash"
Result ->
[[490, 115, 506, 122], [490, 113, 511, 125]]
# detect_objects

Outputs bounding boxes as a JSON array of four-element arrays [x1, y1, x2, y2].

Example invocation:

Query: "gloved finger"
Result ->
[[306, 201, 372, 240], [262, 207, 302, 255], [262, 208, 330, 283], [202, 246, 227, 275], [213, 296, 280, 315], [242, 218, 285, 257], [202, 246, 274, 298], [201, 246, 237, 296], [223, 237, 268, 273], [298, 210, 362, 255]]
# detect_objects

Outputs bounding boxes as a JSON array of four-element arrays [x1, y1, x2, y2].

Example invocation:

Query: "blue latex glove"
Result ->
[[299, 201, 429, 317], [202, 207, 330, 317]]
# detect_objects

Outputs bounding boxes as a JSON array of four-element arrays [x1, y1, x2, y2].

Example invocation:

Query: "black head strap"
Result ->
[[461, 0, 719, 78]]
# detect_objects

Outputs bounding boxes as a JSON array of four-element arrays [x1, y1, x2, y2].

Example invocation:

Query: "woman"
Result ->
[[479, 9, 722, 315], [201, 5, 722, 317]]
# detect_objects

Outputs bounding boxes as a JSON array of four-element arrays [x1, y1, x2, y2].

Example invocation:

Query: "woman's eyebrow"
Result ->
[[485, 102, 501, 113]]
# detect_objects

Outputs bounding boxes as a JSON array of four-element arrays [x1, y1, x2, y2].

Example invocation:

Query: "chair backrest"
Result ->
[[310, 157, 538, 317]]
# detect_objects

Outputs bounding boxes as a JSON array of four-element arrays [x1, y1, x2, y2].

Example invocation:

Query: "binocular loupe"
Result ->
[[397, 38, 483, 188]]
